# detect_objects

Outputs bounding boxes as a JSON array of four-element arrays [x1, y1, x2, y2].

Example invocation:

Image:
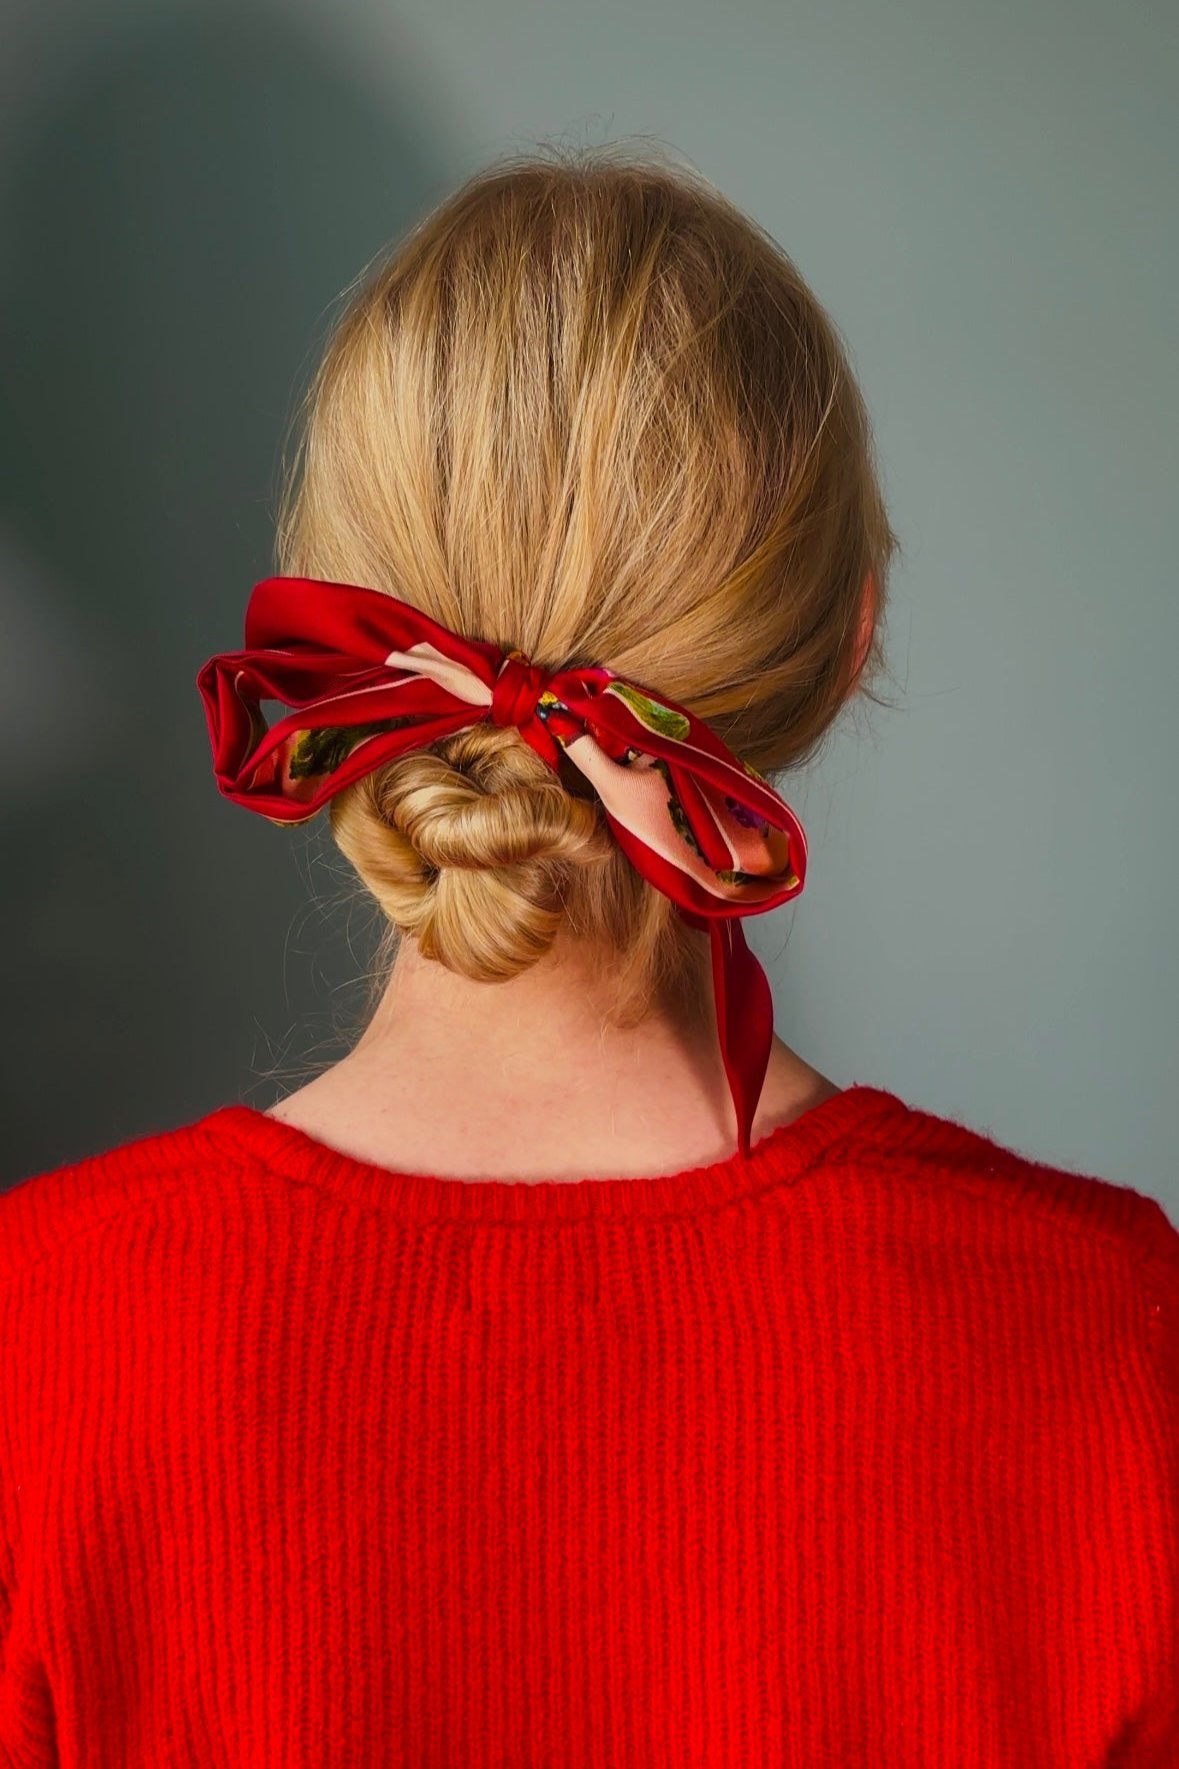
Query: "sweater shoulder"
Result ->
[[863, 1094, 1179, 1276], [0, 1113, 222, 1282]]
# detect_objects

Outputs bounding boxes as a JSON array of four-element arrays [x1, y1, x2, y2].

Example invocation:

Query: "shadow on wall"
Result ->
[[0, 7, 446, 1182]]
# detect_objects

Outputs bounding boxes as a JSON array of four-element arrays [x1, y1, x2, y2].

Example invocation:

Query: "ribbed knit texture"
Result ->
[[1, 1082, 1176, 1767]]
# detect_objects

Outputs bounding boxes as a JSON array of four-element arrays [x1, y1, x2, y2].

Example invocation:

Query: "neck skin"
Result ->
[[265, 929, 842, 1183]]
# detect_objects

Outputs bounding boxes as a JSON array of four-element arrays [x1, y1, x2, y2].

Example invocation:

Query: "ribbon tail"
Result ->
[[707, 918, 775, 1160]]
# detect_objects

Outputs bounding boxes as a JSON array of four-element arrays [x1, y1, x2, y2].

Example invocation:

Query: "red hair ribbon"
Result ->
[[197, 576, 808, 1159]]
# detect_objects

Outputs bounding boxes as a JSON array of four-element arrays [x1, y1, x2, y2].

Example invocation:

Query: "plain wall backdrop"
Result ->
[[1, 0, 1175, 1207]]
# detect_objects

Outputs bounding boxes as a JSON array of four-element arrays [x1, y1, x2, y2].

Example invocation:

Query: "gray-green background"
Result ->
[[2, 0, 1174, 1209]]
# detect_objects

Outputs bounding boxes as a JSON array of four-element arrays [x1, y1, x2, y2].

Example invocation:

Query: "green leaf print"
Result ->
[[288, 717, 417, 780], [607, 681, 691, 742]]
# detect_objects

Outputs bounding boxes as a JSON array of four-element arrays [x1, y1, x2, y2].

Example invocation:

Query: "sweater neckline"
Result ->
[[196, 1084, 911, 1223]]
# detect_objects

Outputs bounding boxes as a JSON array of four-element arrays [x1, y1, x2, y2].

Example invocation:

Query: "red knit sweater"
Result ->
[[1, 1083, 1176, 1767]]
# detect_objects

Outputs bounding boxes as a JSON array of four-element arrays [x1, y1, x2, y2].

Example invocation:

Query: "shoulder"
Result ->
[[844, 1086, 1179, 1284], [0, 1108, 243, 1286], [835, 1095, 1179, 1532]]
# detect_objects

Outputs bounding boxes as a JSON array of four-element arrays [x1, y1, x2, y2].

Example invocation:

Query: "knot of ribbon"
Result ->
[[196, 575, 809, 1160], [489, 648, 550, 733]]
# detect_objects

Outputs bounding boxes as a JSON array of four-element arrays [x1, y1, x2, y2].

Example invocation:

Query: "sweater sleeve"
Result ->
[[1114, 1195, 1179, 1767], [0, 1258, 57, 1769]]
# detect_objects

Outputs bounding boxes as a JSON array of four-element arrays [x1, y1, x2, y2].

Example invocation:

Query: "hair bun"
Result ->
[[329, 724, 614, 980]]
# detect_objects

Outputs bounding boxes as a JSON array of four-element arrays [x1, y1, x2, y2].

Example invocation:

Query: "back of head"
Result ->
[[276, 142, 899, 1028]]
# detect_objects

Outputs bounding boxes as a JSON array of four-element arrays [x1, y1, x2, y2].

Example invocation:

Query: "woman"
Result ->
[[2, 146, 1175, 1767]]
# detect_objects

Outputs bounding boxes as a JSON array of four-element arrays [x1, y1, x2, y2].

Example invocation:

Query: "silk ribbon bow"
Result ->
[[197, 576, 808, 1159]]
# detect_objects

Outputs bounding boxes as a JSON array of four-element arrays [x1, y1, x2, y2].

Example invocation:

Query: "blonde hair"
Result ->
[[276, 141, 899, 1035]]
